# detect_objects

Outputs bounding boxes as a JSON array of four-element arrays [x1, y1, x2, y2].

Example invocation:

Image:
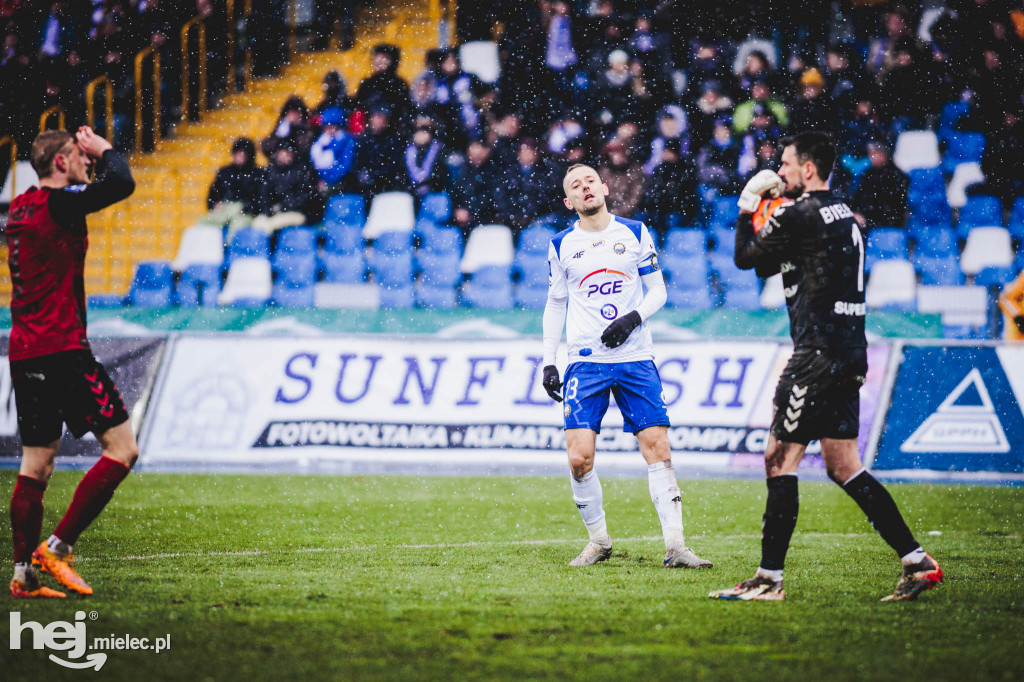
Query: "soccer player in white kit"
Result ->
[[542, 163, 712, 569]]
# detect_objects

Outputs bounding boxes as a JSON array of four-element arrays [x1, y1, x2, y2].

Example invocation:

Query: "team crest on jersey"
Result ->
[[563, 403, 572, 418], [649, 255, 660, 271], [601, 303, 618, 320], [591, 240, 605, 248], [65, 184, 88, 193], [613, 242, 626, 254]]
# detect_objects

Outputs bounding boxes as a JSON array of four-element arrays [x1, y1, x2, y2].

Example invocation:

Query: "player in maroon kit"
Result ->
[[6, 126, 137, 598]]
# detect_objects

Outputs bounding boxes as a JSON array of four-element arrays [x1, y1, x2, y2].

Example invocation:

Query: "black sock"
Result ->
[[842, 471, 919, 557], [760, 475, 799, 571]]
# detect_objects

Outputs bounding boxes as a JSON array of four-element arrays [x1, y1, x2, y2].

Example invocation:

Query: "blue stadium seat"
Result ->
[[276, 226, 316, 254], [414, 217, 441, 243], [515, 254, 548, 287], [709, 224, 733, 253], [128, 261, 173, 307], [463, 266, 513, 308], [941, 132, 986, 175], [959, 195, 1003, 232], [275, 254, 317, 286], [379, 283, 415, 308], [416, 283, 457, 309], [514, 285, 548, 309], [914, 254, 964, 285], [907, 167, 946, 207], [421, 226, 462, 253], [974, 266, 1014, 288], [723, 282, 761, 310], [1007, 196, 1024, 240], [376, 230, 413, 254], [661, 255, 709, 288], [271, 282, 315, 307], [88, 294, 126, 308], [519, 223, 557, 254], [708, 196, 740, 228], [915, 225, 957, 256], [373, 254, 414, 286], [227, 227, 270, 265], [667, 282, 713, 309], [319, 251, 366, 283], [176, 263, 221, 306], [938, 101, 970, 141], [324, 193, 365, 227], [417, 250, 461, 287], [865, 228, 909, 272], [420, 192, 452, 223], [907, 206, 954, 241], [323, 223, 362, 253], [718, 265, 760, 291], [664, 228, 707, 255]]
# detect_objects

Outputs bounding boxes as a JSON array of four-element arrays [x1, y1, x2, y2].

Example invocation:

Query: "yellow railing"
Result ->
[[134, 45, 161, 154], [226, 0, 254, 93], [181, 16, 208, 123], [39, 105, 65, 132], [0, 135, 16, 199], [85, 75, 114, 139]]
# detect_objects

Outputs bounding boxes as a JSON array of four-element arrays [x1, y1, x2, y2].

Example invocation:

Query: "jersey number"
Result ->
[[851, 226, 864, 292], [565, 377, 579, 401]]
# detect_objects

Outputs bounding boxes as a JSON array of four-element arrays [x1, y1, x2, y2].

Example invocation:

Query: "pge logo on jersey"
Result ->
[[579, 269, 632, 297]]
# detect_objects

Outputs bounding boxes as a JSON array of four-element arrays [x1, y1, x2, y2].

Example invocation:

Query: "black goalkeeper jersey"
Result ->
[[734, 190, 868, 350]]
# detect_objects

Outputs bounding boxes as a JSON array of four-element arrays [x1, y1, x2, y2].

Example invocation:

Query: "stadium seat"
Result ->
[[276, 226, 317, 254], [946, 162, 985, 208], [128, 261, 173, 307], [416, 283, 458, 309], [421, 225, 463, 253], [664, 228, 707, 255], [915, 254, 964, 285], [914, 225, 957, 256], [378, 282, 415, 309], [459, 41, 501, 83], [323, 222, 363, 253], [319, 251, 366, 283], [667, 281, 713, 309], [461, 224, 514, 274], [866, 259, 917, 311], [87, 294, 126, 308], [463, 265, 513, 308], [418, 251, 462, 288], [907, 167, 946, 207], [958, 195, 1003, 234], [515, 253, 548, 287], [974, 266, 1015, 288], [420, 192, 452, 223], [176, 263, 221, 307], [519, 222, 557, 254], [937, 100, 970, 141], [363, 191, 415, 239], [709, 224, 734, 254], [314, 282, 379, 309], [172, 224, 224, 271], [324, 193, 365, 227], [227, 227, 271, 265], [376, 230, 413, 254], [918, 284, 989, 328], [960, 226, 1014, 275], [1008, 196, 1024, 240], [893, 130, 941, 172], [661, 254, 709, 288], [373, 254, 414, 287], [708, 196, 740, 228], [941, 131, 985, 176], [514, 284, 548, 309], [760, 274, 786, 309], [724, 282, 761, 310], [219, 257, 272, 306], [865, 228, 909, 272]]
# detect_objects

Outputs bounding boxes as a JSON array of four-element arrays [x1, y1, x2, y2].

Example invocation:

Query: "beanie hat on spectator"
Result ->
[[232, 137, 256, 158], [321, 107, 345, 127], [800, 68, 825, 88]]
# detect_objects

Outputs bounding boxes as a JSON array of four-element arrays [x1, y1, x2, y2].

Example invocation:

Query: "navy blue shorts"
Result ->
[[562, 360, 670, 434]]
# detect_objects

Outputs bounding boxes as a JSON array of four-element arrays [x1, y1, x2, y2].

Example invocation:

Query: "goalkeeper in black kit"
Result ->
[[708, 131, 943, 602]]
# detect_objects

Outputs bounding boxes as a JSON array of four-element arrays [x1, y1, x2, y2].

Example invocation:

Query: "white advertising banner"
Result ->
[[141, 336, 889, 467]]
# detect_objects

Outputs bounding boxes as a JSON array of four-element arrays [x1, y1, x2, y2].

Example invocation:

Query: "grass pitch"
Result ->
[[1, 471, 1022, 681]]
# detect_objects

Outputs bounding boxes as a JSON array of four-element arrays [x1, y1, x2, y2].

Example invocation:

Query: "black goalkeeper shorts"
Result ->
[[770, 347, 867, 445], [10, 349, 129, 447]]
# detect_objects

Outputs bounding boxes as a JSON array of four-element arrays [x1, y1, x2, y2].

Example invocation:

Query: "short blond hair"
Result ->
[[30, 130, 75, 179]]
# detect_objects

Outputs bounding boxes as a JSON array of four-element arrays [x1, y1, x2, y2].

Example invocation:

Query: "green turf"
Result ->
[[1, 472, 1022, 681]]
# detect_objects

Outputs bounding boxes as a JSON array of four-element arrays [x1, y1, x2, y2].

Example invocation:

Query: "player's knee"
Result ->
[[106, 442, 139, 469], [567, 451, 593, 478]]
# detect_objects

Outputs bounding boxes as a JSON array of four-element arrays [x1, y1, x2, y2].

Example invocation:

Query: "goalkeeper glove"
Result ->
[[542, 365, 562, 402], [738, 169, 784, 212], [601, 310, 642, 348]]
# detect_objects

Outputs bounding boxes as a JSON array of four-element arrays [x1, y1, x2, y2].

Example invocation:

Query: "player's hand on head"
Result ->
[[75, 126, 113, 159], [601, 310, 642, 348], [738, 169, 784, 212], [542, 365, 562, 402]]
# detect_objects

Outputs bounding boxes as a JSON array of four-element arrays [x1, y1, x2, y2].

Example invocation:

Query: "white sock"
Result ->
[[48, 534, 72, 557], [13, 562, 33, 583], [647, 461, 685, 548], [901, 547, 927, 566], [570, 470, 610, 545], [756, 566, 784, 582]]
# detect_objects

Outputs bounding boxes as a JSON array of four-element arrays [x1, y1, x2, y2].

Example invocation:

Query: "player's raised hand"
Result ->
[[75, 126, 113, 160], [601, 310, 642, 348], [542, 365, 562, 402], [738, 169, 784, 212]]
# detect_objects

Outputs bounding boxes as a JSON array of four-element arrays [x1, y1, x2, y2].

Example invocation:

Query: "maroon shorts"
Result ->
[[10, 349, 129, 446]]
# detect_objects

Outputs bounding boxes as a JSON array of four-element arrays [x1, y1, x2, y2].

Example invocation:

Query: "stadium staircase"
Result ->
[[0, 0, 444, 303]]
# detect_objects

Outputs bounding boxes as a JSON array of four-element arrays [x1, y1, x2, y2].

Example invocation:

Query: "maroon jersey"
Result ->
[[5, 150, 134, 361]]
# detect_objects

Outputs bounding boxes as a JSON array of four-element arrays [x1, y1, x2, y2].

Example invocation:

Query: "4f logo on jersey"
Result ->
[[579, 268, 631, 297], [572, 251, 584, 260]]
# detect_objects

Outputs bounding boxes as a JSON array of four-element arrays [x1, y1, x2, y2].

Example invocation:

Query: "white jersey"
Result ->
[[547, 215, 659, 364]]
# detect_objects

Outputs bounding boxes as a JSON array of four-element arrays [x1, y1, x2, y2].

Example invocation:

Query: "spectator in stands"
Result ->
[[206, 137, 267, 229], [696, 117, 743, 196], [841, 98, 889, 158], [545, 114, 585, 160], [590, 49, 638, 132], [353, 107, 407, 196], [257, 142, 320, 231], [262, 95, 315, 159], [641, 140, 698, 230], [312, 0, 356, 51], [629, 10, 672, 81], [733, 80, 789, 134], [866, 6, 913, 81], [543, 0, 578, 117], [878, 39, 951, 130], [971, 48, 1024, 130], [742, 137, 781, 180], [825, 43, 872, 115], [433, 47, 490, 150], [735, 49, 779, 100], [487, 109, 522, 170], [356, 43, 412, 133], [598, 139, 644, 219], [685, 38, 730, 100], [451, 139, 498, 234], [494, 137, 560, 232], [310, 106, 356, 194], [789, 68, 839, 134], [312, 70, 357, 131], [643, 105, 689, 176], [980, 107, 1024, 208], [853, 141, 909, 229], [690, 79, 733, 150], [405, 116, 448, 200]]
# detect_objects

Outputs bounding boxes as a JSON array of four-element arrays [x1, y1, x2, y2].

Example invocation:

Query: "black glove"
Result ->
[[542, 365, 562, 402], [1015, 315, 1024, 334], [601, 310, 642, 348]]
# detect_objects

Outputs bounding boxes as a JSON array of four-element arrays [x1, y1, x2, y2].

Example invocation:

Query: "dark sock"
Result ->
[[53, 456, 130, 546], [760, 475, 799, 571], [842, 471, 919, 557], [10, 475, 47, 564]]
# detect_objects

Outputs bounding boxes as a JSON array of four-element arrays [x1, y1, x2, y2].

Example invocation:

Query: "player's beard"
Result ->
[[783, 181, 804, 199], [580, 198, 604, 217]]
